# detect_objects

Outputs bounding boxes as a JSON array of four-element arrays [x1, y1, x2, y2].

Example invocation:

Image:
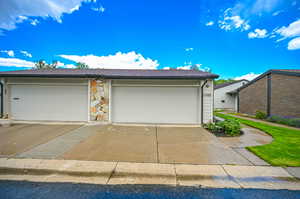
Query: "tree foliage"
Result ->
[[76, 62, 89, 69], [34, 60, 58, 69], [214, 79, 235, 85]]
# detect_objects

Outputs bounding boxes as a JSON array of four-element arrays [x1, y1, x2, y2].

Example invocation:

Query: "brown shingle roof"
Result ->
[[0, 69, 219, 79]]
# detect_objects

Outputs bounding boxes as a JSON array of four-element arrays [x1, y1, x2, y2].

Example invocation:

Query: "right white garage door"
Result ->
[[112, 86, 199, 124]]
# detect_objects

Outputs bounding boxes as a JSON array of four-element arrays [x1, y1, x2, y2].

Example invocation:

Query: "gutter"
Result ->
[[0, 74, 219, 80], [201, 80, 208, 124]]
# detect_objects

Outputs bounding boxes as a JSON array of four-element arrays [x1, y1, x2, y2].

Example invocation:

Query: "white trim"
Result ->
[[108, 80, 112, 123], [87, 79, 91, 122], [112, 84, 200, 87], [197, 80, 201, 124], [7, 82, 88, 86], [210, 80, 214, 122]]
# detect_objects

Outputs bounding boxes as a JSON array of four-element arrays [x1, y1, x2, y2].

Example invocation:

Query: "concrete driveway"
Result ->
[[61, 125, 253, 165], [0, 124, 81, 157], [0, 124, 266, 165]]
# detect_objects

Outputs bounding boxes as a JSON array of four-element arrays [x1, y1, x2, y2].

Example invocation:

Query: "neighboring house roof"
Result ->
[[0, 69, 219, 79], [214, 79, 248, 90], [237, 69, 300, 92]]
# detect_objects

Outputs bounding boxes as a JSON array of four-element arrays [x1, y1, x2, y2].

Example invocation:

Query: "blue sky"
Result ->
[[0, 0, 300, 80]]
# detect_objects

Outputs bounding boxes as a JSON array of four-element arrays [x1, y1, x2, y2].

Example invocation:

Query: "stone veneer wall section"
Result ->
[[239, 76, 268, 115], [270, 74, 300, 118], [90, 79, 109, 121]]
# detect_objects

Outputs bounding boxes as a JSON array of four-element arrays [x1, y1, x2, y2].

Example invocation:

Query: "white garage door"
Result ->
[[112, 86, 199, 124], [10, 84, 88, 121]]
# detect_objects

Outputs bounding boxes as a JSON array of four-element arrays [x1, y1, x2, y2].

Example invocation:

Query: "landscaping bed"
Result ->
[[204, 118, 243, 137], [228, 111, 300, 128], [215, 112, 300, 167]]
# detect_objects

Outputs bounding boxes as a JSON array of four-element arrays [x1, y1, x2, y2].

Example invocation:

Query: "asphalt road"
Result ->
[[0, 181, 300, 199]]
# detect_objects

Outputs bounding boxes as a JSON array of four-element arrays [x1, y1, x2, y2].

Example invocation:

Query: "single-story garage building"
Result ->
[[0, 69, 219, 124], [237, 69, 300, 118]]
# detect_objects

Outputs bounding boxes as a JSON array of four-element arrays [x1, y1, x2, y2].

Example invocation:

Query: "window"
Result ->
[[221, 100, 225, 103]]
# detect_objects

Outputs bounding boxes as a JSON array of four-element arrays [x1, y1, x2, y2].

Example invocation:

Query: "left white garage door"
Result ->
[[10, 84, 88, 121]]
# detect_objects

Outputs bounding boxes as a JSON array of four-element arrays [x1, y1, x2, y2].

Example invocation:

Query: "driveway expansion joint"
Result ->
[[106, 162, 118, 184], [220, 165, 243, 189]]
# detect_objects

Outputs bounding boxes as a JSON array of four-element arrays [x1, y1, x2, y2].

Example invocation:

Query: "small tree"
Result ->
[[76, 62, 89, 69], [34, 60, 57, 69], [35, 60, 47, 69]]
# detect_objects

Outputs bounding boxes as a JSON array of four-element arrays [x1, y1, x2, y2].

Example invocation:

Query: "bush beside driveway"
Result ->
[[216, 113, 300, 167]]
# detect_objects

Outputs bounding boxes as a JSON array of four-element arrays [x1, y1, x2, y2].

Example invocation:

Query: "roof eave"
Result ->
[[0, 74, 219, 79], [237, 69, 300, 92]]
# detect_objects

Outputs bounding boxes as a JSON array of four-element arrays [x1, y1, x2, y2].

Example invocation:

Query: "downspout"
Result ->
[[0, 81, 3, 118], [201, 80, 208, 124]]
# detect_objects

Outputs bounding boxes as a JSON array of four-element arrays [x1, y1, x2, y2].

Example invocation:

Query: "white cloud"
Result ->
[[91, 6, 105, 13], [234, 72, 261, 81], [177, 65, 193, 70], [248, 29, 268, 38], [30, 19, 39, 26], [1, 50, 14, 57], [205, 21, 214, 26], [272, 10, 283, 16], [251, 0, 281, 14], [287, 37, 300, 50], [274, 19, 300, 50], [59, 51, 159, 69], [185, 48, 194, 51], [0, 57, 35, 67], [219, 9, 250, 31], [55, 61, 76, 68], [20, 50, 32, 58], [0, 0, 94, 32], [276, 19, 300, 38], [175, 63, 211, 71]]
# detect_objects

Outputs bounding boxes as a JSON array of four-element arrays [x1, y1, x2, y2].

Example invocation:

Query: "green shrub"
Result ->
[[204, 119, 241, 136], [218, 119, 241, 136], [203, 122, 222, 133], [255, 110, 267, 119]]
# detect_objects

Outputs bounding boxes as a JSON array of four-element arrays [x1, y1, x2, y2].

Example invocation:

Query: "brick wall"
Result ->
[[271, 74, 300, 118], [239, 76, 268, 115]]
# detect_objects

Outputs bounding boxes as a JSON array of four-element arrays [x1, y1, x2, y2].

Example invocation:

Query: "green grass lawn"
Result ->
[[215, 112, 300, 167]]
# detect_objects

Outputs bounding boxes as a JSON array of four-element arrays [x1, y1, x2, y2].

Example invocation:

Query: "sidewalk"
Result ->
[[0, 158, 299, 190]]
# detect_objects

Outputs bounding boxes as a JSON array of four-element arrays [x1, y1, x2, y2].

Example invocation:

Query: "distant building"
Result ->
[[237, 69, 300, 118], [214, 80, 248, 111]]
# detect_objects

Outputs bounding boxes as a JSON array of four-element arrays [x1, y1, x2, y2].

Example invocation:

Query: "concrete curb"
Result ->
[[0, 158, 299, 190]]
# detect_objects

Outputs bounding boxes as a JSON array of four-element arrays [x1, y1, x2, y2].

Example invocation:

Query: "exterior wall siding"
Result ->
[[214, 80, 248, 111], [239, 76, 268, 115], [270, 74, 300, 118], [90, 79, 109, 121], [203, 80, 213, 123]]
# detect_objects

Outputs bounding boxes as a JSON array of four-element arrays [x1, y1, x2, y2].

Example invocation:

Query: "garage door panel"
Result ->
[[112, 87, 199, 124], [10, 85, 88, 121]]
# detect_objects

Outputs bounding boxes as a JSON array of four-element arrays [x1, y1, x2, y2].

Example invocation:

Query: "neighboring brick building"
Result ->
[[237, 69, 300, 118]]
